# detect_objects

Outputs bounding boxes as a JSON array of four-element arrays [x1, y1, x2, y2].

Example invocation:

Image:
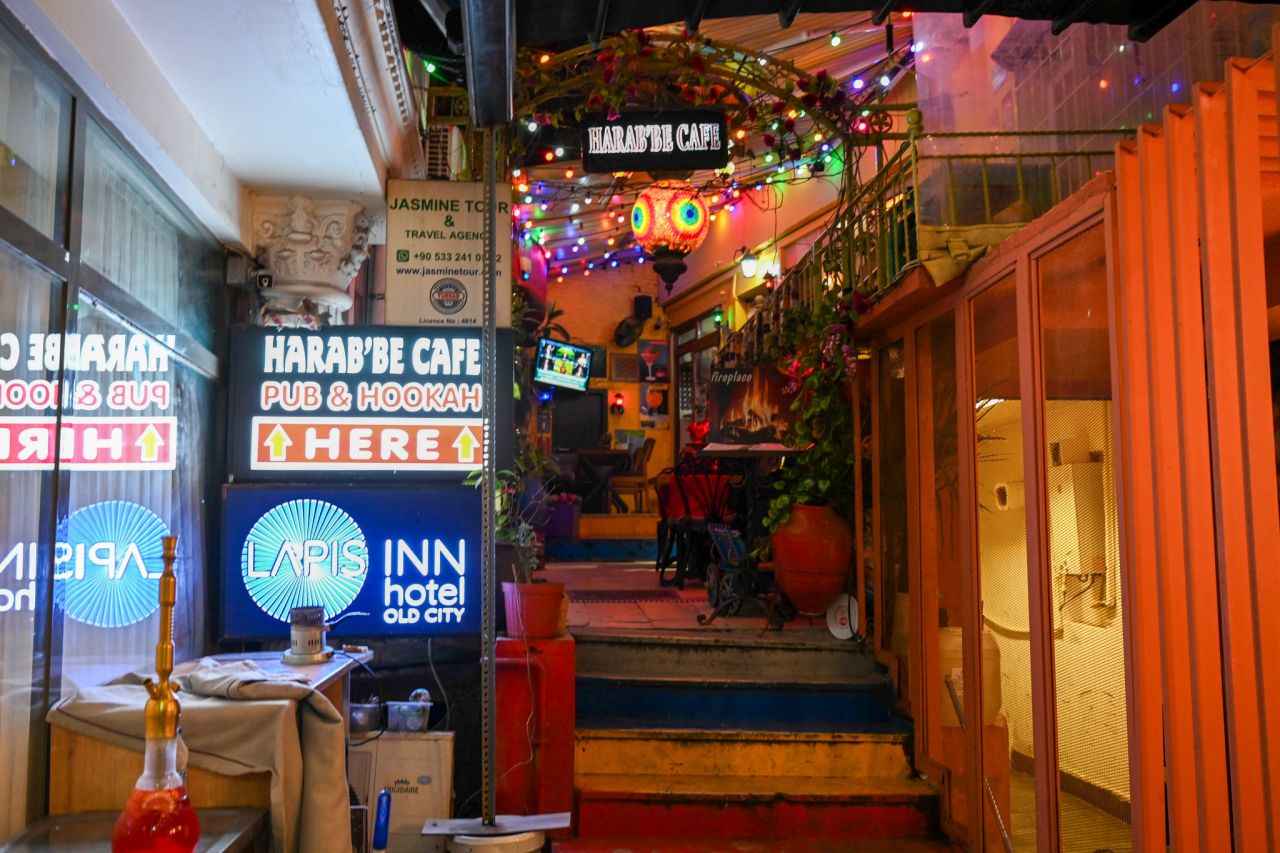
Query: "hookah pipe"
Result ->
[[143, 536, 181, 743]]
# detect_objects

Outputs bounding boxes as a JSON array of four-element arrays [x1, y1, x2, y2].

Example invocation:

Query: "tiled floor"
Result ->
[[543, 561, 848, 644], [1007, 770, 1133, 852]]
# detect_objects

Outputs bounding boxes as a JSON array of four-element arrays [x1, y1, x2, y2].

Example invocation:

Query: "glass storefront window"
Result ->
[[57, 302, 212, 692], [0, 21, 224, 838], [0, 251, 59, 839], [0, 25, 69, 240], [81, 121, 224, 350]]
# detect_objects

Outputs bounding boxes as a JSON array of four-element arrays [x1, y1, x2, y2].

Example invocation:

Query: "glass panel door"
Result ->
[[971, 273, 1036, 851], [1036, 225, 1132, 852], [915, 311, 968, 832], [877, 340, 909, 703]]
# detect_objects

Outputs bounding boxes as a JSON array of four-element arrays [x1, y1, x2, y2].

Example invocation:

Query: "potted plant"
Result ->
[[759, 291, 862, 615], [465, 440, 564, 638]]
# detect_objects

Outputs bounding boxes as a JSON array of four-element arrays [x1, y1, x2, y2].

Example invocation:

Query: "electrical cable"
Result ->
[[426, 638, 451, 732]]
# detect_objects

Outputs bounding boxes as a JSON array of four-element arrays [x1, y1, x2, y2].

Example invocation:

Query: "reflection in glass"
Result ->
[[1038, 225, 1131, 852], [0, 26, 69, 239], [58, 302, 211, 693], [81, 121, 223, 349], [0, 252, 56, 838], [971, 274, 1032, 851], [916, 312, 968, 831], [878, 340, 909, 703]]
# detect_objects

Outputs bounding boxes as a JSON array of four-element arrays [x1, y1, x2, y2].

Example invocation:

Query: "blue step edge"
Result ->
[[576, 676, 900, 733], [546, 538, 657, 562]]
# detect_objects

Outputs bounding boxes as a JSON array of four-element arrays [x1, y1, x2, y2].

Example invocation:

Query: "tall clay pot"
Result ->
[[770, 503, 852, 615], [502, 581, 565, 639]]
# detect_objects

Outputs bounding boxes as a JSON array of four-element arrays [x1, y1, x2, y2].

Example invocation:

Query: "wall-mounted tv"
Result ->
[[534, 338, 592, 392]]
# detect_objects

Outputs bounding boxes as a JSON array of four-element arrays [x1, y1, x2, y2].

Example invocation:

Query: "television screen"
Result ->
[[534, 338, 592, 392]]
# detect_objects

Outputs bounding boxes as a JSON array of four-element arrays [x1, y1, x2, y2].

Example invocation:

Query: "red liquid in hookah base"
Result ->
[[111, 786, 200, 853]]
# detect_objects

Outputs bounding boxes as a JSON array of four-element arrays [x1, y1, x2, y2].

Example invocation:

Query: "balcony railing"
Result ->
[[721, 124, 1130, 365]]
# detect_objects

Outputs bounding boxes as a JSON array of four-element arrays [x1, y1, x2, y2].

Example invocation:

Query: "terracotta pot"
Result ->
[[502, 581, 565, 639], [770, 503, 852, 615]]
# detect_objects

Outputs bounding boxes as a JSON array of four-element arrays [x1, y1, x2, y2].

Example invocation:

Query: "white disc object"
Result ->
[[826, 593, 858, 640]]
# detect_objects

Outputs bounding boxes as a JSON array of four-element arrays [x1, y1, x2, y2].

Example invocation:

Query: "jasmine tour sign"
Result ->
[[384, 179, 512, 328], [581, 110, 728, 173]]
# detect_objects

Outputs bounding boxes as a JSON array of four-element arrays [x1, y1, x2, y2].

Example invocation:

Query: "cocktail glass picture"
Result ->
[[638, 340, 668, 381], [640, 346, 659, 380]]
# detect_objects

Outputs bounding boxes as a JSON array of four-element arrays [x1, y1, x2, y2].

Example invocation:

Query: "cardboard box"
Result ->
[[348, 731, 454, 852]]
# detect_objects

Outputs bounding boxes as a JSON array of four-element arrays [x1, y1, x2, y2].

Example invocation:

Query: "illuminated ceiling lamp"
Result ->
[[735, 247, 758, 278], [631, 180, 710, 292]]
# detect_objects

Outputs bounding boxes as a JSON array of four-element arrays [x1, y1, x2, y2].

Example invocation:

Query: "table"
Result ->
[[696, 443, 799, 627], [1, 808, 268, 852], [48, 651, 368, 816], [575, 448, 631, 514], [699, 442, 793, 538]]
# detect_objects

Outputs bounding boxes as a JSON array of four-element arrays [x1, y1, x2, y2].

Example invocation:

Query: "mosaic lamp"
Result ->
[[631, 180, 709, 290]]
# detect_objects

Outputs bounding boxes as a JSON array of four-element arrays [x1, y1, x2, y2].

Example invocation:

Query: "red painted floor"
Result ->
[[544, 561, 845, 644]]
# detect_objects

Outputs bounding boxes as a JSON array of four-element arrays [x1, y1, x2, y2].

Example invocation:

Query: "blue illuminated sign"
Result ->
[[222, 485, 481, 638], [55, 500, 171, 628], [242, 499, 368, 622]]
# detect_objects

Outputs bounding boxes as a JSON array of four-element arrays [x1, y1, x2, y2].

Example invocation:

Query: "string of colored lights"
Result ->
[[513, 33, 918, 282]]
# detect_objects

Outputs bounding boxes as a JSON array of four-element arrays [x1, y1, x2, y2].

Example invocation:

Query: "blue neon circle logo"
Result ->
[[56, 501, 170, 628], [241, 499, 368, 623]]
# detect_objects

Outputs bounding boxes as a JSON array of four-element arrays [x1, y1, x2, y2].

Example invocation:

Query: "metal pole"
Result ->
[[480, 127, 498, 826]]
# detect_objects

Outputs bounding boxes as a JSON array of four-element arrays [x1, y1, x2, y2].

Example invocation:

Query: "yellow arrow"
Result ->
[[264, 424, 292, 462], [453, 426, 479, 464], [136, 424, 163, 462]]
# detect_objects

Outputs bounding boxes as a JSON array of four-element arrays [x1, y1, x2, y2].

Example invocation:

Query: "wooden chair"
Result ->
[[609, 437, 655, 512]]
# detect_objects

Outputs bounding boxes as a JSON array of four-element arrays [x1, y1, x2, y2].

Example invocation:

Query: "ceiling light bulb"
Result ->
[[880, 74, 891, 87], [527, 121, 538, 132], [739, 249, 758, 278], [830, 31, 842, 46], [554, 146, 565, 157]]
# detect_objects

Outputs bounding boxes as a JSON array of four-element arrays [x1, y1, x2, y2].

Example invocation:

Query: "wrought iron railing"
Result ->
[[720, 125, 1131, 365]]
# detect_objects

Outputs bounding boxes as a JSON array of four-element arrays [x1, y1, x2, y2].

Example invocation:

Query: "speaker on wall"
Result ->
[[633, 295, 653, 321]]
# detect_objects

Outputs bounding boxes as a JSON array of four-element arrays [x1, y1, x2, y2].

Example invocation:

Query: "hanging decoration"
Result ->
[[630, 180, 709, 289]]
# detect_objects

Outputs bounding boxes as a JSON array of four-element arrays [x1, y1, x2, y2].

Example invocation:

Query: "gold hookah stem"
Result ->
[[144, 536, 180, 740]]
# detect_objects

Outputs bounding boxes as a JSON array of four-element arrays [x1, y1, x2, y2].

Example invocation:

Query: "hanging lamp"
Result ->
[[631, 180, 709, 291]]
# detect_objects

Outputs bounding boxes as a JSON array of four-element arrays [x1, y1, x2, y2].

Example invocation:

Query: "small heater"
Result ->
[[284, 606, 368, 665]]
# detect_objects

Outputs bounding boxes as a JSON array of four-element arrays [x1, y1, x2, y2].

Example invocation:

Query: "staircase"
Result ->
[[556, 631, 941, 851]]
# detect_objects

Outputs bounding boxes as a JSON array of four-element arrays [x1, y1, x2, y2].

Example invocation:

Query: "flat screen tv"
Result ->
[[534, 338, 592, 392]]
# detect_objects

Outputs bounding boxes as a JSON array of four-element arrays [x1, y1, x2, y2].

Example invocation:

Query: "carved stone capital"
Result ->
[[252, 194, 371, 318]]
